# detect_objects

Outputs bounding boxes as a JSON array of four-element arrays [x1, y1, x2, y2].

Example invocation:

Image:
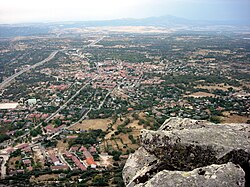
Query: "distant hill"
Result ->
[[0, 15, 249, 37]]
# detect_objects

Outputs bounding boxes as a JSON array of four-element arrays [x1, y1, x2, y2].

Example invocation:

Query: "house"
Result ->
[[79, 146, 87, 152], [16, 143, 29, 149], [71, 156, 86, 171], [86, 157, 97, 169], [22, 146, 32, 153], [67, 135, 78, 139], [27, 166, 33, 171], [70, 146, 79, 152], [27, 99, 37, 106], [64, 151, 72, 158], [51, 165, 68, 171], [48, 151, 61, 166], [22, 159, 31, 166], [82, 151, 92, 158]]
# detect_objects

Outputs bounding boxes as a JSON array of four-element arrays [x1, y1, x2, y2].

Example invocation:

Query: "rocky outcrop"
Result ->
[[134, 163, 245, 187], [123, 117, 250, 187]]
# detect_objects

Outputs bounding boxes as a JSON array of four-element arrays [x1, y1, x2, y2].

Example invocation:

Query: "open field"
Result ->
[[186, 91, 216, 98], [30, 174, 59, 183], [57, 140, 69, 152], [8, 156, 21, 170], [69, 118, 112, 131], [222, 112, 250, 123], [99, 112, 153, 153], [33, 148, 45, 168], [62, 26, 173, 34], [195, 84, 240, 91]]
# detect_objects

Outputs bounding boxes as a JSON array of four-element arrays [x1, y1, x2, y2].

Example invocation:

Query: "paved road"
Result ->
[[0, 36, 105, 147], [0, 36, 105, 91], [0, 154, 9, 179], [0, 50, 59, 90]]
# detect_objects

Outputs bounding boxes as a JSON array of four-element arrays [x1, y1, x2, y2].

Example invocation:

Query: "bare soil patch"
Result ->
[[30, 174, 58, 182], [8, 156, 21, 170], [222, 112, 250, 123], [187, 92, 215, 98], [57, 140, 69, 153]]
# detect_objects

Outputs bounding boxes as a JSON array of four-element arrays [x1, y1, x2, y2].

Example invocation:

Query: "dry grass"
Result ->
[[33, 150, 45, 169], [8, 156, 21, 170], [187, 92, 216, 98], [195, 84, 240, 91], [57, 140, 69, 153], [30, 174, 58, 182], [87, 26, 171, 33], [221, 112, 250, 123], [99, 112, 148, 153], [69, 118, 112, 131]]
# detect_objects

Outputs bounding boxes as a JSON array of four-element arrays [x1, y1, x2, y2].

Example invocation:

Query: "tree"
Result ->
[[210, 116, 221, 124], [0, 134, 10, 143], [111, 150, 122, 161], [30, 126, 42, 137], [92, 175, 108, 186]]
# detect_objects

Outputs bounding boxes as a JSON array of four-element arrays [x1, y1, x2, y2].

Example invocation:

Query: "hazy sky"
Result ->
[[0, 0, 249, 24]]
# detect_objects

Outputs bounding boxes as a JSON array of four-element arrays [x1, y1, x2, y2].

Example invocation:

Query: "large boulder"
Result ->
[[123, 117, 250, 187], [134, 162, 245, 187], [123, 147, 159, 184]]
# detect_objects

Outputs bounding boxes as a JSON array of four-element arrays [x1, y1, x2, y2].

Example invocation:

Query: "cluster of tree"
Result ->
[[0, 133, 10, 143], [109, 150, 122, 161], [30, 126, 42, 137], [70, 129, 105, 147], [116, 118, 132, 135]]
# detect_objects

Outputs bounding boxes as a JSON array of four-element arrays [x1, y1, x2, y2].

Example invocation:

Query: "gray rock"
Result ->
[[123, 147, 159, 186], [158, 117, 210, 131], [123, 118, 250, 187], [134, 162, 245, 187], [141, 119, 250, 171]]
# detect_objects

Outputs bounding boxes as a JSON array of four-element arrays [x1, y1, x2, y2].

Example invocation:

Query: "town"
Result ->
[[0, 27, 249, 186]]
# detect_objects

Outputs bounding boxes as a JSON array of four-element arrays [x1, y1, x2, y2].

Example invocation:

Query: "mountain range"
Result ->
[[0, 15, 249, 37]]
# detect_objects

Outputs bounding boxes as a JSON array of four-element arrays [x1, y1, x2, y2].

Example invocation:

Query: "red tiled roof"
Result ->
[[22, 147, 32, 152], [49, 152, 59, 163], [86, 157, 97, 166], [79, 146, 87, 152], [72, 156, 86, 171], [70, 146, 79, 152], [23, 159, 31, 165], [51, 165, 68, 171], [16, 143, 29, 149], [45, 125, 54, 132], [64, 151, 72, 158], [82, 151, 92, 158], [6, 148, 15, 154]]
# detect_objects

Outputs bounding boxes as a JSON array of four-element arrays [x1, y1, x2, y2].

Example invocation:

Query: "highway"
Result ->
[[0, 36, 106, 147], [0, 50, 59, 90], [0, 36, 105, 91]]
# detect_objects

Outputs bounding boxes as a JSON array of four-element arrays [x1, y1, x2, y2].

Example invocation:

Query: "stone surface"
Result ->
[[134, 163, 245, 187], [123, 147, 158, 185], [123, 117, 250, 187]]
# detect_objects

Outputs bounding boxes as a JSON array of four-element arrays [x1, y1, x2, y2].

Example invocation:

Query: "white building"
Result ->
[[27, 99, 37, 106]]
